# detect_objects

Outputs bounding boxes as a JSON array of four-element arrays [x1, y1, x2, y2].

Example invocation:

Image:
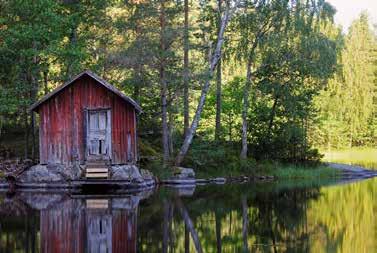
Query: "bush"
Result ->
[[179, 138, 258, 177]]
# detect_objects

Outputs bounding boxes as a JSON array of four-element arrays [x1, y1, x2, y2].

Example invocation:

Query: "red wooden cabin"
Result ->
[[40, 198, 137, 253], [30, 70, 142, 167]]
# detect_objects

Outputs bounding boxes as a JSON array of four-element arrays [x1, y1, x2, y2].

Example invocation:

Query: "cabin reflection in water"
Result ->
[[41, 197, 138, 253], [0, 193, 142, 253]]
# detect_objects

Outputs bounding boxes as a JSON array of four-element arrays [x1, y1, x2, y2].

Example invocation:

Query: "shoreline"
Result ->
[[326, 162, 377, 180], [1, 162, 376, 190]]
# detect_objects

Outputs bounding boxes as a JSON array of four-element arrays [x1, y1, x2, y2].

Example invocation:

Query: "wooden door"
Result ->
[[86, 213, 112, 253], [86, 109, 111, 161]]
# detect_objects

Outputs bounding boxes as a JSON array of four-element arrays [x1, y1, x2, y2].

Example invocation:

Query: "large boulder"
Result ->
[[19, 164, 65, 183], [172, 167, 195, 179], [20, 193, 66, 210], [111, 165, 143, 182], [47, 164, 79, 180]]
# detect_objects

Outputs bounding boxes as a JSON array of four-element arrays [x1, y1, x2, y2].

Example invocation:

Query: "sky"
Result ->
[[326, 0, 377, 32]]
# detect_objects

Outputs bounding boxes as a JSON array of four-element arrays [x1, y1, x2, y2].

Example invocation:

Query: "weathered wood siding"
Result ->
[[41, 199, 137, 253], [37, 75, 137, 165], [112, 210, 137, 253], [40, 201, 86, 253]]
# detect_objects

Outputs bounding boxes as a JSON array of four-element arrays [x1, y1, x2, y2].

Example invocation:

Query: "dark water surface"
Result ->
[[0, 178, 376, 253]]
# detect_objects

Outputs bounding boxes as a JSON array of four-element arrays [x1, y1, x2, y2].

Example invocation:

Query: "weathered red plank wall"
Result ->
[[37, 75, 137, 165], [112, 210, 137, 253], [40, 200, 85, 253], [41, 201, 137, 253]]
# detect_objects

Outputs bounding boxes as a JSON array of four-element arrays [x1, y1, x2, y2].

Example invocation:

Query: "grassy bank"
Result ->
[[322, 148, 377, 170], [140, 140, 341, 180], [258, 163, 340, 179], [147, 160, 341, 180], [193, 162, 340, 180]]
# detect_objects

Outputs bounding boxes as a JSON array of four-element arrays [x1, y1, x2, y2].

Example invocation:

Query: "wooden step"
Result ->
[[86, 163, 107, 167], [85, 166, 109, 178], [86, 173, 109, 179], [86, 168, 109, 173], [85, 160, 109, 179], [86, 199, 109, 209]]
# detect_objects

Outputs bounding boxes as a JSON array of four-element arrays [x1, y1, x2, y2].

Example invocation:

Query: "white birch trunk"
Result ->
[[175, 0, 240, 166]]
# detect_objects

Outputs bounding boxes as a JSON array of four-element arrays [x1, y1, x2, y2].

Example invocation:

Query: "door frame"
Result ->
[[84, 108, 112, 162]]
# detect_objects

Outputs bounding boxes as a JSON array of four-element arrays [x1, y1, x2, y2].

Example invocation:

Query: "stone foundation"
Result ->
[[14, 163, 155, 189]]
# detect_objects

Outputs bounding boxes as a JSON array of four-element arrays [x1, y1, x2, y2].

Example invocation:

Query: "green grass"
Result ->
[[194, 161, 340, 180], [263, 163, 341, 179], [321, 148, 377, 170]]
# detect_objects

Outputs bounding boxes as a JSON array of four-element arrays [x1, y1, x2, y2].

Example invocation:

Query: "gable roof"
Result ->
[[30, 70, 142, 113]]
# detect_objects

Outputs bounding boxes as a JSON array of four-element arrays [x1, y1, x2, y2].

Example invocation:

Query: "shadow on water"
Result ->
[[0, 177, 376, 252]]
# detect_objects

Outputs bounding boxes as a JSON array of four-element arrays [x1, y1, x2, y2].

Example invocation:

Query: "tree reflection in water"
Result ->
[[0, 178, 376, 253], [138, 183, 321, 252]]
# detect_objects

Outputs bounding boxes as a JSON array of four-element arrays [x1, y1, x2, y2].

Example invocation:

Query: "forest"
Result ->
[[0, 0, 376, 173]]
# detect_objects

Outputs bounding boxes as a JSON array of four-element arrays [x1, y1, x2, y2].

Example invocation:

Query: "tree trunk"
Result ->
[[175, 1, 240, 166], [241, 196, 249, 252], [267, 96, 278, 138], [133, 63, 142, 105], [66, 26, 77, 78], [215, 211, 222, 253], [185, 223, 190, 253], [240, 33, 261, 159], [24, 109, 29, 159], [160, 0, 170, 164], [43, 70, 49, 95], [176, 198, 203, 253], [215, 60, 222, 141], [133, 80, 141, 105], [168, 204, 174, 251], [215, 0, 223, 141], [168, 93, 174, 155], [183, 0, 190, 138], [162, 200, 170, 253], [228, 114, 233, 142], [239, 14, 274, 159], [30, 69, 38, 162], [240, 58, 252, 160], [31, 112, 36, 161]]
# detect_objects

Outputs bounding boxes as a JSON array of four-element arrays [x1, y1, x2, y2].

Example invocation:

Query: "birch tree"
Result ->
[[175, 0, 242, 166], [237, 0, 289, 159]]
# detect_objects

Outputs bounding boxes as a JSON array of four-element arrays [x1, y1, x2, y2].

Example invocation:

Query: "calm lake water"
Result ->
[[0, 178, 376, 253]]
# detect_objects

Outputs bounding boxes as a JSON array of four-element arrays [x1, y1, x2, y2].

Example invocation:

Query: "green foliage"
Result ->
[[206, 76, 244, 141], [0, 0, 373, 173], [312, 13, 377, 148]]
